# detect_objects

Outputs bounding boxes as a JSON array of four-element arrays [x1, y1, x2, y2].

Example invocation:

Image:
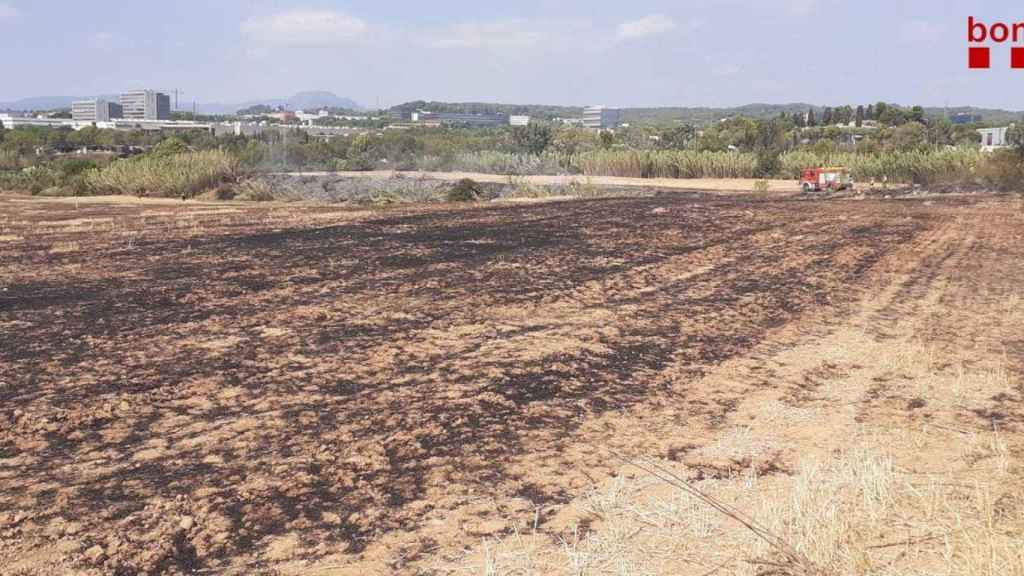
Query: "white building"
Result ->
[[0, 114, 80, 129], [509, 115, 530, 127], [582, 106, 621, 130], [295, 109, 330, 124], [977, 126, 1010, 151], [120, 90, 171, 120], [0, 114, 220, 135], [72, 100, 123, 122]]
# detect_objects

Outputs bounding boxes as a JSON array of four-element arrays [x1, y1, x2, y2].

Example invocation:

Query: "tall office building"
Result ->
[[71, 100, 124, 122], [582, 106, 622, 130], [120, 90, 171, 120]]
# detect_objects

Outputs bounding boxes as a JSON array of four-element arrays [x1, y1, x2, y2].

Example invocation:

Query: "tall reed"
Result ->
[[86, 150, 239, 198]]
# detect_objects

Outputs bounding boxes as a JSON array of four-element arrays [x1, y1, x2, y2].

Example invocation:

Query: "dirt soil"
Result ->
[[1, 193, 1021, 575], [278, 170, 803, 193]]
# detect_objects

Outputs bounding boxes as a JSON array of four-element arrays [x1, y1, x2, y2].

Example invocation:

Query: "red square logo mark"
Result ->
[[1013, 47, 1024, 69], [969, 46, 991, 69]]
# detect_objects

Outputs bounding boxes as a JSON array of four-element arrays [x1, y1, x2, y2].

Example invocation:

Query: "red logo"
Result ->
[[968, 17, 1024, 68]]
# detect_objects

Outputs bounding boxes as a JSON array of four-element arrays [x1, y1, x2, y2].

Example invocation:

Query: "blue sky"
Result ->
[[0, 0, 1021, 109]]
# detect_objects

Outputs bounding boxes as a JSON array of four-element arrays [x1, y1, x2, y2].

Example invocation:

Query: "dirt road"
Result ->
[[1, 193, 1020, 575], [278, 170, 803, 194]]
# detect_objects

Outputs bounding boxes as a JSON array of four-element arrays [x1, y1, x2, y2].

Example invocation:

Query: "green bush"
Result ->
[[446, 178, 482, 202], [755, 150, 781, 178], [57, 158, 98, 177], [148, 137, 190, 158]]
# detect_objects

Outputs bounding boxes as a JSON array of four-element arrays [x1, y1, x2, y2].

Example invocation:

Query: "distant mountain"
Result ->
[[0, 95, 125, 111], [1, 91, 363, 114], [1, 96, 79, 111], [199, 92, 364, 115], [286, 91, 361, 111], [390, 100, 581, 121]]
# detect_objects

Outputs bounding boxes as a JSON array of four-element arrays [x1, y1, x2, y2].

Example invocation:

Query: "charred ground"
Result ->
[[0, 193, 989, 574]]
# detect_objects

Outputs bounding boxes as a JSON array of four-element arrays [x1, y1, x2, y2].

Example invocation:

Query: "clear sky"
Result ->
[[0, 0, 1021, 109]]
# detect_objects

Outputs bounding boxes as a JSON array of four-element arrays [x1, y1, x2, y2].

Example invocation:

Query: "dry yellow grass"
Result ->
[[48, 241, 81, 254], [449, 422, 1021, 576]]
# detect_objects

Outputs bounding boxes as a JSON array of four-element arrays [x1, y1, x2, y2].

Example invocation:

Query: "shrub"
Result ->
[[977, 150, 1024, 192], [505, 175, 548, 198], [85, 150, 239, 199], [753, 179, 770, 193], [755, 150, 780, 178], [20, 166, 61, 194], [233, 179, 278, 202], [148, 137, 190, 158], [567, 178, 601, 198], [57, 158, 98, 177], [0, 149, 24, 171], [512, 124, 553, 155], [37, 186, 71, 197], [446, 178, 482, 202], [235, 141, 269, 170]]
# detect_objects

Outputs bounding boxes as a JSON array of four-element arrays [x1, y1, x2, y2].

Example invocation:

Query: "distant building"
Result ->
[[72, 99, 123, 122], [555, 117, 584, 127], [0, 113, 216, 134], [509, 115, 530, 127], [413, 111, 508, 127], [978, 126, 1010, 150], [389, 109, 412, 122], [120, 90, 171, 120], [295, 110, 330, 123], [950, 113, 982, 125], [0, 114, 78, 129], [268, 111, 298, 123], [582, 106, 621, 130], [212, 122, 266, 138]]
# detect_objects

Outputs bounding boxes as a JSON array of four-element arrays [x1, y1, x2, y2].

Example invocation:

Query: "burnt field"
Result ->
[[0, 193, 1014, 574]]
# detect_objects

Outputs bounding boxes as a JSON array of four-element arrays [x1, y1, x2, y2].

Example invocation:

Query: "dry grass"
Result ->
[[454, 426, 1021, 576], [48, 241, 81, 254], [85, 150, 239, 199], [443, 326, 1024, 576]]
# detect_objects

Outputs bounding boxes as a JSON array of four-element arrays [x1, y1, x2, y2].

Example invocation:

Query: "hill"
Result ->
[[388, 101, 1021, 127], [389, 101, 582, 120], [0, 96, 94, 112], [210, 91, 363, 115]]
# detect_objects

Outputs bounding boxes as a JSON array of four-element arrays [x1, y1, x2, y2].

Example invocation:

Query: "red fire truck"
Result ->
[[800, 167, 854, 193]]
